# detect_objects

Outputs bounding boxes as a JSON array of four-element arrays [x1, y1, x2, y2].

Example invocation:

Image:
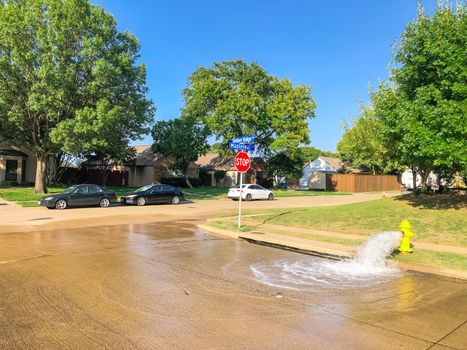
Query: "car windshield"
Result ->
[[135, 185, 153, 192], [231, 185, 248, 189], [62, 186, 78, 194]]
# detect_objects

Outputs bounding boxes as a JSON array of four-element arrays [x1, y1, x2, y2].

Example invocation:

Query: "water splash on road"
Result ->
[[251, 231, 403, 289]]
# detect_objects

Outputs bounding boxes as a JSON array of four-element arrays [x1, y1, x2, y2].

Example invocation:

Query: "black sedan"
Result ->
[[39, 184, 117, 209], [121, 184, 184, 206]]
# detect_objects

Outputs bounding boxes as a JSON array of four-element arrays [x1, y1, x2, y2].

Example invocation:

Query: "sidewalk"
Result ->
[[215, 217, 467, 255], [198, 221, 467, 280], [0, 197, 19, 209]]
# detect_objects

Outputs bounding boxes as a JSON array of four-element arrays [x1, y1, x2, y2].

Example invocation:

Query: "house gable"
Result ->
[[299, 156, 342, 188]]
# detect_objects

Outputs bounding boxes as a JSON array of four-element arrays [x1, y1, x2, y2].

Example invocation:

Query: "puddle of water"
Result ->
[[250, 231, 403, 290]]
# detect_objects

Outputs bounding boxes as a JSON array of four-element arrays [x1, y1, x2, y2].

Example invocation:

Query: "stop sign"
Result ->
[[234, 151, 251, 173]]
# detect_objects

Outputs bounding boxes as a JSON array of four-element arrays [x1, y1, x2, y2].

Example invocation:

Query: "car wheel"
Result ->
[[136, 197, 146, 206], [245, 193, 252, 201], [171, 195, 180, 205], [55, 199, 68, 210], [268, 193, 274, 200], [99, 197, 110, 208]]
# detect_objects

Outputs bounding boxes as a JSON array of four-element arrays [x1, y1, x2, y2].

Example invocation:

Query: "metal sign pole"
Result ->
[[238, 172, 243, 228]]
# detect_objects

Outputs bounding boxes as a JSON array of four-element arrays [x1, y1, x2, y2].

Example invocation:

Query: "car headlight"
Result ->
[[44, 197, 53, 200], [126, 195, 136, 198]]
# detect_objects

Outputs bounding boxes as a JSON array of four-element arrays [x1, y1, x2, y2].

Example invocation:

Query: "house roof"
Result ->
[[0, 149, 28, 157], [196, 153, 233, 171], [132, 145, 161, 166], [196, 153, 266, 172], [319, 156, 344, 171]]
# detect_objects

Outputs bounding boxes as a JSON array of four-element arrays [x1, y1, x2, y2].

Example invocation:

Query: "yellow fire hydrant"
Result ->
[[399, 219, 414, 253]]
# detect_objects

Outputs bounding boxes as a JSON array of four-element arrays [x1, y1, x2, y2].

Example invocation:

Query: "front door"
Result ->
[[5, 160, 18, 182]]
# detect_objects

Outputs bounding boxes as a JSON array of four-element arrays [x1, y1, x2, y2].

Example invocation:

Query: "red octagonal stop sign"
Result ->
[[234, 151, 251, 173]]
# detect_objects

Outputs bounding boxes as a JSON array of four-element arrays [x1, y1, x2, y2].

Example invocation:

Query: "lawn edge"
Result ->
[[198, 223, 467, 281]]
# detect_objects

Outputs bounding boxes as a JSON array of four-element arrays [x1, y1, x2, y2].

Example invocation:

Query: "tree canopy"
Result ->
[[0, 0, 153, 192], [297, 146, 337, 163], [266, 152, 304, 186], [151, 118, 209, 188], [331, 3, 466, 187], [337, 105, 392, 174], [370, 3, 466, 189], [182, 60, 316, 155]]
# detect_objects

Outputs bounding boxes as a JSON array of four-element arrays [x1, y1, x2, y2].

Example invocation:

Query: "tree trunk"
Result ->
[[185, 173, 193, 189], [419, 168, 431, 193], [101, 168, 110, 186], [34, 156, 48, 194], [411, 168, 417, 196]]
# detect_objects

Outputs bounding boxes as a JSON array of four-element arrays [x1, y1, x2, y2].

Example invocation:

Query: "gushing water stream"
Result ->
[[250, 231, 403, 289]]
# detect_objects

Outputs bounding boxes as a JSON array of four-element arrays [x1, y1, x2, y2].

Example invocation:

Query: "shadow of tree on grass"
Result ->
[[395, 193, 466, 210]]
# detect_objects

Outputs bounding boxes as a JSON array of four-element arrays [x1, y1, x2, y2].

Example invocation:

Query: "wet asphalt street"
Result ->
[[0, 221, 466, 349]]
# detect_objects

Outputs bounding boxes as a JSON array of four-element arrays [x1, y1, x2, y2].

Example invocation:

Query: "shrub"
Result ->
[[257, 178, 274, 189], [214, 170, 226, 182], [160, 176, 202, 188]]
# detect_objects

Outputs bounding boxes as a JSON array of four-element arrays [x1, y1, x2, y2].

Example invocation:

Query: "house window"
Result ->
[[5, 159, 18, 182]]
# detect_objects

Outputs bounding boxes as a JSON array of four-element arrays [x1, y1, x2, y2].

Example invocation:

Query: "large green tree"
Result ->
[[337, 104, 392, 174], [297, 146, 337, 163], [266, 152, 303, 187], [151, 118, 209, 188], [182, 60, 316, 155], [372, 3, 466, 191], [0, 0, 153, 193]]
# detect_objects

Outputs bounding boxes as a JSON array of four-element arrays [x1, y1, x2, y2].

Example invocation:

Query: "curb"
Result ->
[[198, 224, 467, 281]]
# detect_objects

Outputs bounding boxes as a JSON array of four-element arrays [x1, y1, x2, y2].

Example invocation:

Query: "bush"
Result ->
[[214, 170, 226, 182], [160, 176, 202, 188], [257, 178, 274, 189]]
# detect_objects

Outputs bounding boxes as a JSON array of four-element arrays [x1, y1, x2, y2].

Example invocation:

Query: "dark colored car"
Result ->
[[121, 184, 184, 206], [39, 184, 117, 210]]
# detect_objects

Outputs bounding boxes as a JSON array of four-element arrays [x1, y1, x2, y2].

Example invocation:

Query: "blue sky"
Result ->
[[92, 0, 437, 152]]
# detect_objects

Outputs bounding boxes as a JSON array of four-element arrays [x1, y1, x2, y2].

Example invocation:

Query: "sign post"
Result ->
[[234, 151, 251, 228]]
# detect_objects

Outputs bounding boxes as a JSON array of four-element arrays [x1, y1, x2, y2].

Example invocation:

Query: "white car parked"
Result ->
[[227, 184, 275, 201]]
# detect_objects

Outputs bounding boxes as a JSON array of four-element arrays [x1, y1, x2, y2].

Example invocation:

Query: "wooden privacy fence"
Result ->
[[326, 174, 401, 192]]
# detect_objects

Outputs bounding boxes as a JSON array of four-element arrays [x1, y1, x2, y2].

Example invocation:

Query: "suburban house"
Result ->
[[299, 156, 345, 189], [196, 153, 267, 187], [0, 143, 37, 185], [125, 145, 199, 187]]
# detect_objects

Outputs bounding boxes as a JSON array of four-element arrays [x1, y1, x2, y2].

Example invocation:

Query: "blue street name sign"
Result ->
[[229, 142, 255, 151], [232, 135, 255, 144]]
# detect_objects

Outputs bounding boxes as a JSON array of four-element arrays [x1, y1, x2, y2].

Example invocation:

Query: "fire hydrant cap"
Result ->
[[400, 219, 412, 230]]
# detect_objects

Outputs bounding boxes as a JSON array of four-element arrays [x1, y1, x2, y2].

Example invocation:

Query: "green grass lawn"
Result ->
[[391, 250, 467, 271], [183, 186, 228, 200], [177, 187, 351, 200], [226, 195, 467, 247], [0, 185, 139, 206], [206, 219, 364, 245], [204, 218, 467, 271], [0, 186, 67, 202]]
